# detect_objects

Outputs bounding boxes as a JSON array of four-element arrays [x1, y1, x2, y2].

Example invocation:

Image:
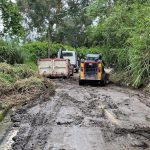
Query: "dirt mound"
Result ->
[[0, 63, 55, 122], [0, 77, 55, 108]]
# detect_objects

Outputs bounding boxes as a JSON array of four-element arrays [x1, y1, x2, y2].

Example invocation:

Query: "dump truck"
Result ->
[[79, 54, 109, 85], [38, 49, 74, 78]]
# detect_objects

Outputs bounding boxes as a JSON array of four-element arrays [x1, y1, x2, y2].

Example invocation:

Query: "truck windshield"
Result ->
[[62, 52, 73, 57]]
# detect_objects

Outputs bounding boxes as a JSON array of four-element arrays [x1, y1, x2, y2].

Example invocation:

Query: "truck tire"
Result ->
[[101, 73, 107, 86], [79, 79, 84, 85], [76, 69, 79, 73], [70, 71, 74, 76]]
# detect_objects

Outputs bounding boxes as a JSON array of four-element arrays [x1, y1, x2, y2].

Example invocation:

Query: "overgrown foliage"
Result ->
[[22, 41, 105, 61], [1, 0, 24, 36], [0, 63, 35, 87], [0, 40, 24, 64], [86, 0, 150, 87], [22, 42, 65, 62]]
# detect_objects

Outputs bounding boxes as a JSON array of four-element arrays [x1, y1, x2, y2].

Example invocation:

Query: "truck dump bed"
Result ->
[[38, 58, 69, 77]]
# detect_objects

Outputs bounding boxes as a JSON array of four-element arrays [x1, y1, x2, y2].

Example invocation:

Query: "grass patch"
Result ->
[[0, 72, 14, 86], [0, 112, 4, 122], [0, 63, 35, 80], [0, 63, 39, 93], [14, 76, 44, 92], [110, 71, 150, 95], [12, 64, 35, 79], [24, 61, 38, 71], [109, 71, 131, 87], [144, 82, 150, 94], [0, 63, 13, 74]]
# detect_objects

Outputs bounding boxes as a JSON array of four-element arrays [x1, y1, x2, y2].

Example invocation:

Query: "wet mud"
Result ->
[[5, 78, 150, 150]]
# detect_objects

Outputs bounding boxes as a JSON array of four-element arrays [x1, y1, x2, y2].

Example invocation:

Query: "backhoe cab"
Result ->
[[79, 54, 109, 85]]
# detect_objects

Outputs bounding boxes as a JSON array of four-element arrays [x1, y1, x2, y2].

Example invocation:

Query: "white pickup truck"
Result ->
[[38, 58, 73, 78]]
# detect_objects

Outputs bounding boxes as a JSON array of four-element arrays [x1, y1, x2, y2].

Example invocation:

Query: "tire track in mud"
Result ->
[[87, 86, 150, 149], [11, 79, 150, 150], [12, 92, 65, 150], [57, 80, 150, 149]]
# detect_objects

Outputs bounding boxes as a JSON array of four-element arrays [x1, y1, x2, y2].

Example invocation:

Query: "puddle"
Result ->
[[0, 110, 18, 150], [0, 128, 18, 150]]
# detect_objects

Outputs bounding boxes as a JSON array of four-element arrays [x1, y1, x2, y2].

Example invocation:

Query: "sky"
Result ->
[[0, 11, 3, 32]]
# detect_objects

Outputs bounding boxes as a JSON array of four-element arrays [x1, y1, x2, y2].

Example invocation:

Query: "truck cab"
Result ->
[[62, 51, 78, 72]]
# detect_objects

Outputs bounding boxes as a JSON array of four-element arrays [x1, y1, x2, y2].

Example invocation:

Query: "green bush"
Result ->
[[0, 40, 24, 64], [22, 41, 112, 64], [22, 42, 65, 62], [22, 41, 48, 62]]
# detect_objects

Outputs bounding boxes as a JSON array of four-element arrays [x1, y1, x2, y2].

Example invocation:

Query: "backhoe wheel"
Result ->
[[101, 80, 106, 86], [79, 80, 84, 85], [76, 69, 79, 73]]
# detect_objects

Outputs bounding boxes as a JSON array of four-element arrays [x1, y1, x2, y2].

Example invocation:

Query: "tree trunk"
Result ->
[[56, 0, 62, 13], [48, 23, 51, 58]]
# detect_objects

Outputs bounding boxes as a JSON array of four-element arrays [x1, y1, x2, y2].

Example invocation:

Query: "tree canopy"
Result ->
[[1, 0, 24, 37]]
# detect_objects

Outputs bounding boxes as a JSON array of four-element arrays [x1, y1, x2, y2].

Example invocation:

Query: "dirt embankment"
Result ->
[[0, 63, 55, 121], [10, 79, 150, 150]]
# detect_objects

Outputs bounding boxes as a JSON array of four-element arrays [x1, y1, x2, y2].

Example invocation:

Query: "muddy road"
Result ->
[[7, 79, 150, 150]]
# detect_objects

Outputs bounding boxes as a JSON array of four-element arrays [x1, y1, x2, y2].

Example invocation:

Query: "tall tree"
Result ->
[[53, 0, 92, 47], [17, 0, 93, 48], [1, 0, 24, 37], [17, 0, 64, 57]]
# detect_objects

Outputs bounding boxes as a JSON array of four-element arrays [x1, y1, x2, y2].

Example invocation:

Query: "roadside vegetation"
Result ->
[[0, 62, 55, 121], [22, 40, 150, 91], [88, 1, 150, 89]]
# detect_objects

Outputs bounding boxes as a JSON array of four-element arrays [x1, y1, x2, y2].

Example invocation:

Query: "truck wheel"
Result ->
[[101, 73, 108, 86], [79, 80, 84, 85], [76, 69, 79, 73], [70, 72, 74, 76]]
